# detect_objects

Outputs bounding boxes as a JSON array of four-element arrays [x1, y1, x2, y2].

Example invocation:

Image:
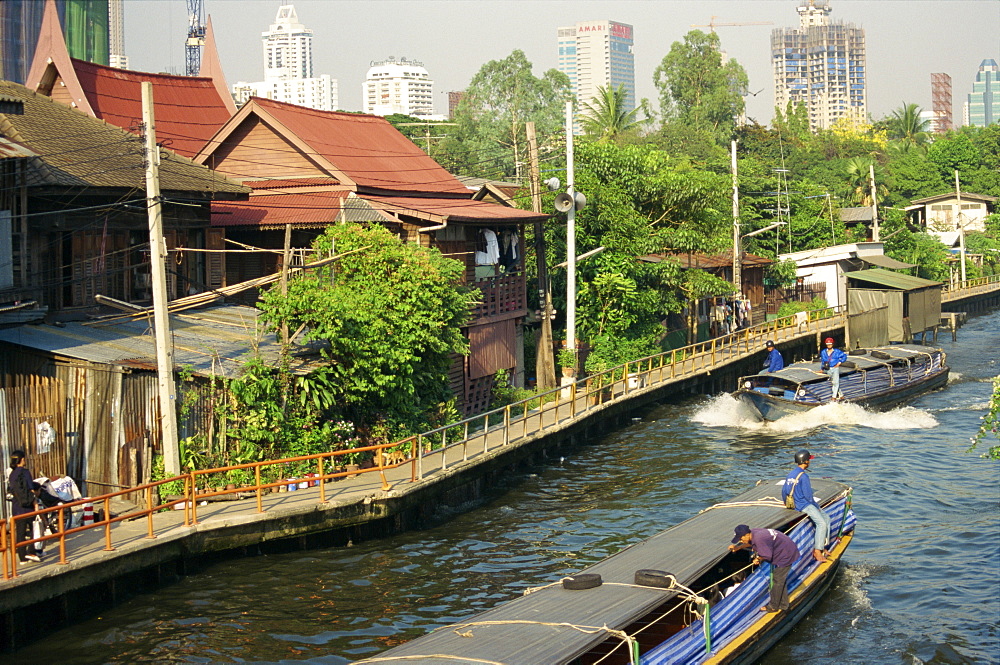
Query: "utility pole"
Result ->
[[142, 82, 180, 476], [527, 123, 555, 389], [731, 140, 741, 294], [956, 170, 966, 284], [564, 101, 577, 360], [869, 163, 880, 242]]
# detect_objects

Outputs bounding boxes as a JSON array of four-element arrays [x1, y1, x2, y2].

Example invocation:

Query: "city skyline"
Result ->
[[120, 0, 997, 126]]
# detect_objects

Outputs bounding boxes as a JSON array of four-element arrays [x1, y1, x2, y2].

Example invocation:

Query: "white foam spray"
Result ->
[[691, 394, 938, 433]]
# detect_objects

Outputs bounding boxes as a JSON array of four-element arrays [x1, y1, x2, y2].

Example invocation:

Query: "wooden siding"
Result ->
[[210, 116, 329, 181], [467, 319, 516, 380]]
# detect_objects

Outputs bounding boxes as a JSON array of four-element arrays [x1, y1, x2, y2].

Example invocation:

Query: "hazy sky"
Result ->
[[123, 0, 998, 125]]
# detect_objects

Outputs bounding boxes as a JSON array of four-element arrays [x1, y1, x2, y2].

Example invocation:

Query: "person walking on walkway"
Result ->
[[763, 340, 784, 373], [820, 337, 847, 400], [781, 449, 831, 562], [728, 524, 800, 613], [8, 450, 42, 564]]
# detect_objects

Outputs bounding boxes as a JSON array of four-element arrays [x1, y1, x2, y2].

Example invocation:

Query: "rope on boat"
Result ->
[[697, 497, 786, 513], [836, 489, 853, 538], [441, 620, 639, 665]]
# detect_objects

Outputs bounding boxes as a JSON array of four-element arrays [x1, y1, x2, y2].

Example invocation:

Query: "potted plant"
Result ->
[[558, 348, 577, 377]]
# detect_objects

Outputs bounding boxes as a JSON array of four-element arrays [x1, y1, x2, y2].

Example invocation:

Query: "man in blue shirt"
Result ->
[[763, 340, 784, 372], [781, 449, 831, 562], [820, 337, 848, 400], [729, 524, 800, 612]]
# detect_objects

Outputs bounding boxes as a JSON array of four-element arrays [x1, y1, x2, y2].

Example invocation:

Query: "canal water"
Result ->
[[18, 311, 1000, 664]]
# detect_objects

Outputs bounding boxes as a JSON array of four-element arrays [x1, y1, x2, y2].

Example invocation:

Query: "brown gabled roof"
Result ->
[[197, 97, 471, 196], [0, 81, 247, 196], [212, 190, 350, 228], [909, 191, 997, 205], [360, 195, 549, 225], [25, 0, 234, 158]]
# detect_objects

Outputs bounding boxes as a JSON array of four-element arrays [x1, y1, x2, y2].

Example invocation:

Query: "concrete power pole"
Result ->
[[869, 163, 880, 242], [956, 170, 966, 284], [731, 140, 741, 294], [142, 82, 181, 476], [526, 123, 555, 390]]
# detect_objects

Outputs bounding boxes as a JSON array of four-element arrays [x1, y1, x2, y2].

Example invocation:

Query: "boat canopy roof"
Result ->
[[357, 479, 852, 665], [744, 344, 943, 386]]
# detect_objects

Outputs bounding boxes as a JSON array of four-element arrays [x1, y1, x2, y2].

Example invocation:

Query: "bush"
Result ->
[[777, 297, 828, 319]]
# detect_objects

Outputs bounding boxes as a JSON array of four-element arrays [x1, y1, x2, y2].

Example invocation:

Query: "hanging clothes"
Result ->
[[475, 229, 500, 266]]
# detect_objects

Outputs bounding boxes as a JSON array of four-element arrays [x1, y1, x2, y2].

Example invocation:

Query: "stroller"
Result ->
[[34, 477, 70, 534]]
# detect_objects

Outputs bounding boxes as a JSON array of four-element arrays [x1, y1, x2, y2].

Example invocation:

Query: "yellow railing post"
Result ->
[[146, 485, 155, 539], [255, 464, 263, 513]]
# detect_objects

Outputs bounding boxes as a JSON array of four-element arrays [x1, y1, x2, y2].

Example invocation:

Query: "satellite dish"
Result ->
[[554, 192, 574, 212]]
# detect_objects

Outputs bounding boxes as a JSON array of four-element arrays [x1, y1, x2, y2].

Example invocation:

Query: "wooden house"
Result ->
[[194, 97, 548, 414]]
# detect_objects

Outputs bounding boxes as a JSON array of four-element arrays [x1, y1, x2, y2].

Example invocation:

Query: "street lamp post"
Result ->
[[565, 101, 577, 360]]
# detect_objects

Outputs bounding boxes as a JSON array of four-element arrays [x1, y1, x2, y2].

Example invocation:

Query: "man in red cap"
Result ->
[[820, 337, 847, 400]]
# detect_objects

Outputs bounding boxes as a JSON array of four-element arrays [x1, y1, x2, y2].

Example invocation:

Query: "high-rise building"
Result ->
[[966, 59, 999, 127], [931, 73, 953, 133], [232, 4, 338, 111], [557, 20, 635, 126], [363, 57, 435, 117], [771, 1, 866, 131], [0, 0, 109, 84]]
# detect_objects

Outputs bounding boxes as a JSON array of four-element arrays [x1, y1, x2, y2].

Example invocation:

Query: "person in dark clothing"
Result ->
[[763, 340, 784, 373], [728, 524, 801, 612], [8, 450, 41, 563]]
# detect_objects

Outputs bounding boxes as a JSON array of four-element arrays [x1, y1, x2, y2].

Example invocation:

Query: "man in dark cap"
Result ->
[[763, 340, 784, 373], [728, 524, 800, 613], [782, 449, 831, 562]]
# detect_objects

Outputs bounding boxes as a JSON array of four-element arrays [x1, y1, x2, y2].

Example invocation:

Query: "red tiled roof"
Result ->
[[212, 190, 348, 228], [250, 98, 469, 195], [72, 58, 233, 158], [360, 195, 549, 224]]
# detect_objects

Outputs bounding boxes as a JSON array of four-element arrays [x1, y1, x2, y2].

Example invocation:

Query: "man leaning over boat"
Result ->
[[782, 449, 831, 562], [728, 524, 798, 613]]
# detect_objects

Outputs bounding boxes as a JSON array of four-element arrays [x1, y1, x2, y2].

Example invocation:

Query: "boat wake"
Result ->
[[691, 394, 938, 433]]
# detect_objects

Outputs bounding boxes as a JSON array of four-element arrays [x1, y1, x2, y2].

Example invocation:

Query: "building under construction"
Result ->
[[771, 1, 867, 131]]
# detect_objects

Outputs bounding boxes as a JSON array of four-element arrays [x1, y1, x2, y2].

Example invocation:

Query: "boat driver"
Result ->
[[820, 337, 848, 401]]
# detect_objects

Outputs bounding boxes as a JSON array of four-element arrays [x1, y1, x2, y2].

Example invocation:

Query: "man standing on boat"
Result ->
[[728, 524, 799, 613], [820, 337, 848, 400], [763, 340, 784, 372], [782, 449, 831, 562]]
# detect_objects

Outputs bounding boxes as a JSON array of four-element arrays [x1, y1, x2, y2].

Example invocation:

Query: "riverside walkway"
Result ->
[[1, 276, 997, 646]]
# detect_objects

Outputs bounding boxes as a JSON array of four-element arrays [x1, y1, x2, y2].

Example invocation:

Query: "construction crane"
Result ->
[[691, 16, 774, 33], [185, 0, 206, 76]]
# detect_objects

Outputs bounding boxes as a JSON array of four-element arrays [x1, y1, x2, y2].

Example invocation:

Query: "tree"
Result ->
[[579, 84, 647, 142], [442, 50, 569, 180], [886, 103, 931, 149], [653, 30, 748, 139], [843, 155, 887, 207], [969, 375, 1000, 460], [259, 223, 475, 436]]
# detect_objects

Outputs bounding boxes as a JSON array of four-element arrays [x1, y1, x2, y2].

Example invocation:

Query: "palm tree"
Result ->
[[579, 84, 645, 141], [887, 103, 931, 149], [843, 156, 888, 207]]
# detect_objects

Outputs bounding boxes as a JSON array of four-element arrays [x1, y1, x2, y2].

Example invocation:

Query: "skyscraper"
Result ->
[[0, 0, 109, 84], [557, 20, 635, 127], [232, 4, 337, 111], [966, 59, 999, 127], [363, 57, 435, 117], [771, 1, 866, 131]]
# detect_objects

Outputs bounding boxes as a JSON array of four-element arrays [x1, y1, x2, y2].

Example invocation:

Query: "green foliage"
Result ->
[[442, 49, 569, 179], [969, 375, 1000, 460], [580, 84, 648, 142], [489, 369, 534, 409], [965, 232, 1000, 276], [557, 348, 577, 369], [886, 103, 931, 149], [653, 30, 748, 140], [259, 223, 474, 436], [767, 259, 799, 288], [777, 297, 828, 319]]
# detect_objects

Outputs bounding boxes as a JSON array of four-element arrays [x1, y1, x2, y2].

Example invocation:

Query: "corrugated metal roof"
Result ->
[[861, 254, 916, 270], [846, 268, 941, 291], [909, 191, 997, 205], [0, 81, 248, 196], [241, 177, 341, 189], [359, 479, 851, 665], [0, 136, 38, 159], [211, 190, 353, 227], [247, 98, 472, 195], [839, 206, 873, 222], [72, 58, 234, 158], [361, 194, 549, 224], [0, 305, 309, 378]]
